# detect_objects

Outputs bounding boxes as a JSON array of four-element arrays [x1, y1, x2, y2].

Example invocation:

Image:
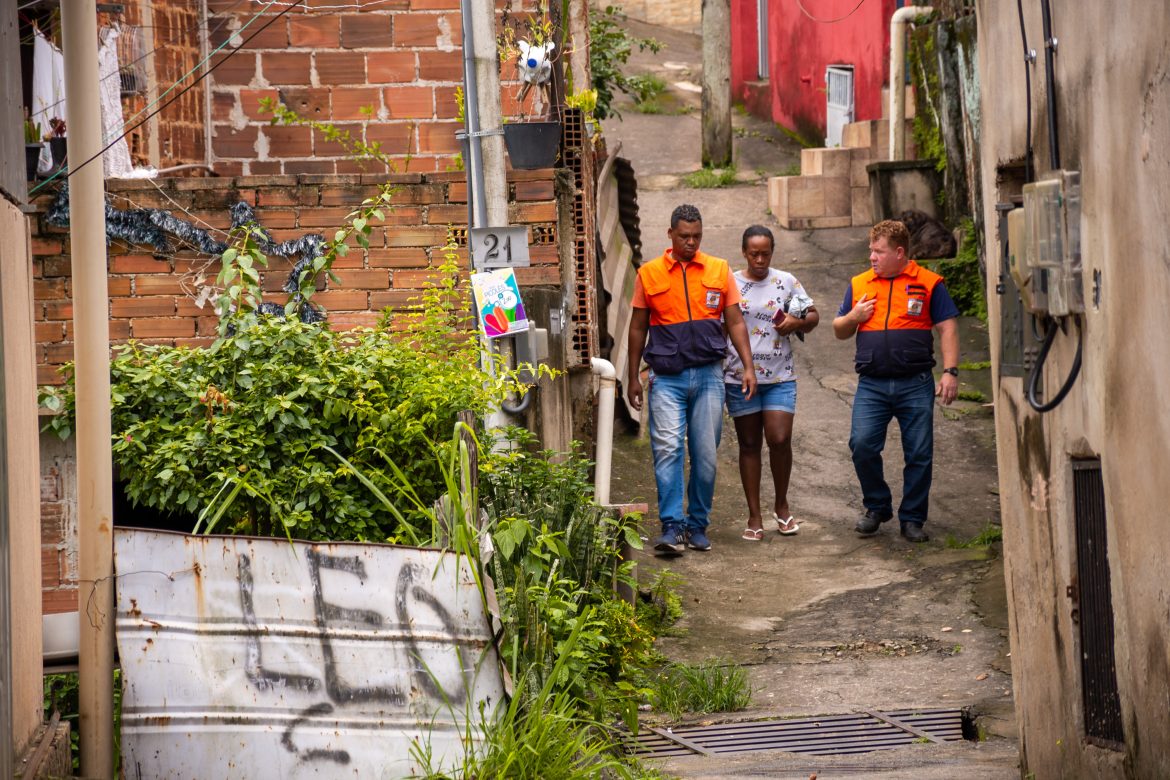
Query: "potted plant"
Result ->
[[24, 118, 43, 182], [498, 3, 561, 169], [46, 117, 67, 175]]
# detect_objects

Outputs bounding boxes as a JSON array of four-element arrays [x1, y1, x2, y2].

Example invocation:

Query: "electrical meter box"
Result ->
[[1021, 171, 1083, 316]]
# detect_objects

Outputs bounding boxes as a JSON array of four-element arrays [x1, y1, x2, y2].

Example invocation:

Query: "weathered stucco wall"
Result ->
[[977, 1, 1170, 776], [611, 0, 699, 36], [2, 197, 45, 756]]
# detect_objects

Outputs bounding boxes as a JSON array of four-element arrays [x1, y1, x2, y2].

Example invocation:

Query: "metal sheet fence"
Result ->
[[114, 529, 505, 779]]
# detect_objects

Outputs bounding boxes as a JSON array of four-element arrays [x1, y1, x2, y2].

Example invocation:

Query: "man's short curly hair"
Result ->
[[671, 204, 702, 228], [869, 219, 911, 252]]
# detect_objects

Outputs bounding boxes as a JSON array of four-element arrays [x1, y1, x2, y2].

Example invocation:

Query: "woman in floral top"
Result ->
[[724, 225, 819, 540]]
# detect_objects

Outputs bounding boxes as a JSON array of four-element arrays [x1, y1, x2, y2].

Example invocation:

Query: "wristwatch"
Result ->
[[942, 367, 959, 377]]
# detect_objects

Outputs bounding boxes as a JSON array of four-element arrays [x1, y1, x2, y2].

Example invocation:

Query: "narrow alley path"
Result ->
[[604, 18, 1019, 779]]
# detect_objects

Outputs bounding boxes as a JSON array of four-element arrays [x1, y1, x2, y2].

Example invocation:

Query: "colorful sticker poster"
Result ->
[[471, 268, 530, 339]]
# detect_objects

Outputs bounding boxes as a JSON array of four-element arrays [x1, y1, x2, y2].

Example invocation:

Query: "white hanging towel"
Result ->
[[31, 29, 67, 174], [99, 25, 133, 178]]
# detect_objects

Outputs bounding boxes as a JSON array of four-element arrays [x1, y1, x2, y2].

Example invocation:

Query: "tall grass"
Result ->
[[648, 660, 752, 719]]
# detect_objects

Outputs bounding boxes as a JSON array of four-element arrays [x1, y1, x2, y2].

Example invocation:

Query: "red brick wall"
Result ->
[[30, 169, 558, 387], [204, 0, 535, 175]]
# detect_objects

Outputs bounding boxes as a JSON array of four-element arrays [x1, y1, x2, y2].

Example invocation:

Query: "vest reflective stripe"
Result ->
[[850, 261, 943, 377], [639, 252, 730, 374]]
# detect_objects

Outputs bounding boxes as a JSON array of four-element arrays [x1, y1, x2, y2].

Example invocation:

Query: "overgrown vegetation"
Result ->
[[918, 218, 986, 320], [907, 31, 946, 174], [40, 248, 533, 543], [683, 165, 739, 189], [588, 5, 663, 119]]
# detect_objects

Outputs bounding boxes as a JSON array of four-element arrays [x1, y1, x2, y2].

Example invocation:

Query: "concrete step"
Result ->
[[768, 173, 852, 230]]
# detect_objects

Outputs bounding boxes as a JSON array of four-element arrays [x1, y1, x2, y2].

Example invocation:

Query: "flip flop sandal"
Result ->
[[773, 513, 800, 536], [741, 527, 764, 541]]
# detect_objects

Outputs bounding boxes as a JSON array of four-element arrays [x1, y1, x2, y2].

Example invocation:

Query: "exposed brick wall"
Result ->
[[204, 0, 538, 175], [29, 169, 558, 388], [113, 1, 207, 168]]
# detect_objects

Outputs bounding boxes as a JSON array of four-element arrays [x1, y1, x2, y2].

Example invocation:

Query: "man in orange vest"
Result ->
[[832, 220, 960, 543], [627, 204, 757, 555]]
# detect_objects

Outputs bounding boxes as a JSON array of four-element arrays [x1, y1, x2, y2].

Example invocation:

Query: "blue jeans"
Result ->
[[848, 372, 935, 526], [648, 362, 724, 531]]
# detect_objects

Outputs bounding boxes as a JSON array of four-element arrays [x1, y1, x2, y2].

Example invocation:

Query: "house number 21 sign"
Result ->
[[470, 226, 531, 269]]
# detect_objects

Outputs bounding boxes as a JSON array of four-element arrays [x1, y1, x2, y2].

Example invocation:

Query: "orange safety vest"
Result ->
[[638, 250, 730, 374], [849, 260, 944, 377]]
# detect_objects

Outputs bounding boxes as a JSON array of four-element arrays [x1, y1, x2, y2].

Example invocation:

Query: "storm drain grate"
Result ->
[[625, 709, 965, 758]]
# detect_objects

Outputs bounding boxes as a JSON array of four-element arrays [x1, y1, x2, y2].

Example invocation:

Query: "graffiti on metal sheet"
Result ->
[[114, 530, 503, 778]]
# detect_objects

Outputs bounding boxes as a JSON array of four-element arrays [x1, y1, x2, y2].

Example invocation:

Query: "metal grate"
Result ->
[[560, 108, 598, 367], [626, 709, 964, 758], [1072, 459, 1124, 749]]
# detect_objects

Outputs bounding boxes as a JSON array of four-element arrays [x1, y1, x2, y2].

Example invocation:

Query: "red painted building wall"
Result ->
[[732, 0, 897, 142]]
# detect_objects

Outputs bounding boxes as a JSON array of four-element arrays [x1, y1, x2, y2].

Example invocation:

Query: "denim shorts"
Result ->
[[725, 380, 797, 417]]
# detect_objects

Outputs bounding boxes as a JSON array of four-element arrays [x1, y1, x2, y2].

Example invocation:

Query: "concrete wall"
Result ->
[[731, 0, 896, 140], [2, 196, 45, 761], [977, 1, 1170, 776], [610, 0, 699, 36]]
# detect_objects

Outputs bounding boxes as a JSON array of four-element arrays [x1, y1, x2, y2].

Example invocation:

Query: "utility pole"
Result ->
[[462, 0, 508, 229], [61, 1, 116, 776], [701, 0, 732, 168], [460, 0, 516, 433]]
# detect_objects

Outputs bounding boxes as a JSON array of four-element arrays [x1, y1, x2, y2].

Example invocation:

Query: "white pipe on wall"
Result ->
[[590, 358, 616, 505], [888, 6, 934, 161]]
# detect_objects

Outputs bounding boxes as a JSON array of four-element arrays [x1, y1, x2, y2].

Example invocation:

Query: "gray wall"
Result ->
[[977, 1, 1170, 776]]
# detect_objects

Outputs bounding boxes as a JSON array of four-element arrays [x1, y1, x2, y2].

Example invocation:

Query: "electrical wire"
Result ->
[[1014, 0, 1035, 183], [795, 0, 868, 24], [29, 0, 301, 197], [1026, 315, 1082, 413], [1039, 0, 1060, 169]]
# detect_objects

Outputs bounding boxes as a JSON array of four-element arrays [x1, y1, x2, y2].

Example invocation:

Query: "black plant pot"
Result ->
[[26, 144, 43, 181], [49, 137, 68, 174], [502, 121, 561, 170]]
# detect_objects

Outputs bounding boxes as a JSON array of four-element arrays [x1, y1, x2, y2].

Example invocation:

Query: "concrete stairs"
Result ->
[[769, 118, 916, 230]]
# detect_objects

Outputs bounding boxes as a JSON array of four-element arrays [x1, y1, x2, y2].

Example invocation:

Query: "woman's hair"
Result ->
[[741, 224, 775, 251]]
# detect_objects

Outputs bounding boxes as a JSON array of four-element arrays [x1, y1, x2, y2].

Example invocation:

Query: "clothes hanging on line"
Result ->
[[31, 29, 66, 174], [99, 24, 133, 178]]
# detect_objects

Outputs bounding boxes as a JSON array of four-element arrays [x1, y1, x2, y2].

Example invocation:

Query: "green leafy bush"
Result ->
[[42, 251, 528, 542]]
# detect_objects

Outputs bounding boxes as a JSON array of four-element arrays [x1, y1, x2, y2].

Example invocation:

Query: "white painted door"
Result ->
[[825, 65, 854, 147]]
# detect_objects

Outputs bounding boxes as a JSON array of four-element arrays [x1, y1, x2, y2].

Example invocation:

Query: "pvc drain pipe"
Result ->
[[888, 6, 934, 160], [591, 358, 616, 505]]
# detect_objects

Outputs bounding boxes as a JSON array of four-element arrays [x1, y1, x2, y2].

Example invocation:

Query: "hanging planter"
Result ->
[[503, 121, 561, 169]]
